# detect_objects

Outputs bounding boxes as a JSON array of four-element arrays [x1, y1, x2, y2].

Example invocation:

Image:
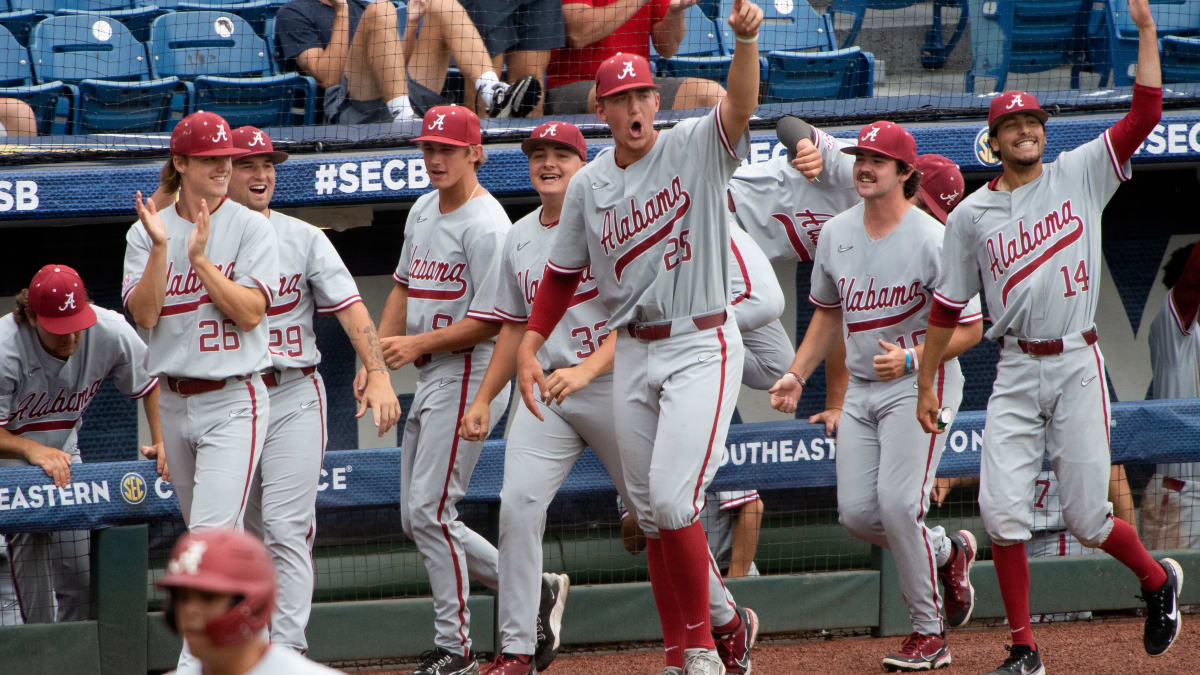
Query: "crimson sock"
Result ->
[[992, 542, 1035, 648], [659, 522, 716, 650], [646, 538, 685, 668], [1099, 517, 1167, 591]]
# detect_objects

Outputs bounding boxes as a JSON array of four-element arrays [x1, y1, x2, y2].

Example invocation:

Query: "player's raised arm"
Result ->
[[718, 0, 763, 145], [127, 190, 169, 329], [187, 202, 273, 331], [1131, 0, 1161, 89], [1105, 0, 1162, 166]]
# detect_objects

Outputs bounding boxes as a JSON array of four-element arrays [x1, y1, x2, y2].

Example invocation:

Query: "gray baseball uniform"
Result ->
[[729, 223, 793, 390], [727, 127, 858, 264], [394, 190, 510, 655], [702, 491, 761, 577], [0, 307, 156, 624], [122, 198, 277, 531], [174, 643, 339, 674], [547, 103, 747, 535], [241, 209, 362, 653], [935, 131, 1127, 548], [810, 203, 981, 635], [1141, 293, 1200, 549]]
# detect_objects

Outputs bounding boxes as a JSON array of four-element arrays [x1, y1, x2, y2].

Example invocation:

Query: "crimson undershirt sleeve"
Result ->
[[929, 299, 962, 328], [1107, 83, 1162, 165], [526, 266, 582, 339]]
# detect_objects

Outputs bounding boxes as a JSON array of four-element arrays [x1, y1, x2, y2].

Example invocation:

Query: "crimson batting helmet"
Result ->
[[157, 528, 276, 646]]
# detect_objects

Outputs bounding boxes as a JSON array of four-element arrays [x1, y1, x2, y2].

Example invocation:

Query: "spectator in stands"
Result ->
[[621, 491, 764, 578], [460, 0, 565, 117], [544, 0, 726, 115], [1140, 242, 1200, 550], [276, 0, 540, 122], [0, 98, 37, 137]]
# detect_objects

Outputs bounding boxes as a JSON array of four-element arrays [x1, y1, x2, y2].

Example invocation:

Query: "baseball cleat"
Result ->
[[683, 648, 726, 674], [985, 644, 1044, 675], [1142, 557, 1184, 656], [660, 669, 685, 675], [534, 572, 569, 671], [485, 75, 541, 119], [714, 606, 758, 674], [412, 647, 479, 675], [482, 653, 534, 674], [881, 632, 950, 671], [938, 529, 977, 629]]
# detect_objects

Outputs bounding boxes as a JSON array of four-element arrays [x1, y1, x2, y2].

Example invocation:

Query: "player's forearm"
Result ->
[[193, 260, 267, 331], [576, 328, 617, 379], [727, 499, 763, 578], [139, 387, 164, 445], [0, 428, 54, 462], [336, 301, 388, 375], [916, 323, 955, 389], [562, 0, 647, 48], [823, 339, 849, 410], [378, 285, 408, 338], [475, 321, 525, 404], [650, 9, 686, 58], [720, 27, 762, 135], [918, 320, 983, 364], [787, 307, 842, 380], [416, 317, 502, 354], [1136, 17, 1161, 89], [127, 247, 168, 329]]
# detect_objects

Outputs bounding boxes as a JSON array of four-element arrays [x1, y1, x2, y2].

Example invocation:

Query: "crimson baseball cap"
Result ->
[[169, 111, 242, 157], [915, 154, 965, 224], [521, 121, 587, 160], [595, 52, 658, 99], [988, 90, 1048, 134], [840, 120, 917, 166], [411, 105, 481, 147], [231, 126, 288, 164], [28, 264, 97, 335]]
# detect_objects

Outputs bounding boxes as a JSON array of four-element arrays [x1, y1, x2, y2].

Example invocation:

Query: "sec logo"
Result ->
[[121, 472, 147, 505], [975, 127, 1000, 167]]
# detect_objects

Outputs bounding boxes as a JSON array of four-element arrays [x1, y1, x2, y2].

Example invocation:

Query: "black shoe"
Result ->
[[1141, 557, 1184, 656], [534, 573, 569, 671], [986, 644, 1044, 675], [413, 647, 479, 675], [485, 75, 541, 118]]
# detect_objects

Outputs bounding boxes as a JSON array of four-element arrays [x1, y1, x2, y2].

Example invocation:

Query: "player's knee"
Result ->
[[650, 496, 696, 531], [980, 509, 1031, 546], [838, 501, 882, 538], [1065, 511, 1113, 548]]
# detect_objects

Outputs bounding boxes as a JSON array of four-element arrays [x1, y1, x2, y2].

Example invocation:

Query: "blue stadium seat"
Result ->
[[175, 0, 280, 42], [28, 14, 180, 133], [1092, 0, 1200, 87], [763, 46, 874, 102], [0, 21, 70, 134], [148, 10, 316, 126], [55, 4, 168, 45], [0, 0, 46, 46], [965, 0, 1096, 92], [1161, 34, 1200, 82], [652, 5, 732, 85], [828, 0, 966, 68]]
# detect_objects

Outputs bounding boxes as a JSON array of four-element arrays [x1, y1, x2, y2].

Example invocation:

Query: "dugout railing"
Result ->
[[0, 401, 1198, 673]]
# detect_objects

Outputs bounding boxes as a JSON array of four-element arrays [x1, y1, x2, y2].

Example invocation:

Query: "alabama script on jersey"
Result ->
[[123, 199, 278, 378], [493, 206, 610, 371], [266, 210, 362, 369], [727, 128, 858, 263], [935, 132, 1129, 341], [547, 103, 748, 328], [809, 203, 982, 381], [0, 306, 156, 460], [393, 190, 509, 338]]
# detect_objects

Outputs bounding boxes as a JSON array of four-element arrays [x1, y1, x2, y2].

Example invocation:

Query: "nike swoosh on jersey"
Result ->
[[516, 241, 532, 251], [972, 207, 991, 224], [698, 353, 718, 363], [838, 245, 853, 252], [417, 215, 428, 222], [1081, 375, 1098, 386]]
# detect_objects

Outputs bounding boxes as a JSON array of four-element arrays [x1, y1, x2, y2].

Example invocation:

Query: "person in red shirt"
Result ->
[[545, 0, 725, 115]]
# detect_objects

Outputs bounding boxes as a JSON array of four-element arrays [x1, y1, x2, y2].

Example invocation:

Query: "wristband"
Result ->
[[786, 371, 807, 387], [904, 350, 913, 374], [735, 33, 759, 44], [911, 348, 920, 374]]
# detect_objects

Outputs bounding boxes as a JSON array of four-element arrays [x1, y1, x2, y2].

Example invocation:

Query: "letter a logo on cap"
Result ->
[[618, 60, 636, 80], [541, 123, 559, 137], [211, 123, 228, 143], [940, 189, 960, 202], [1006, 93, 1024, 110], [249, 130, 266, 147], [429, 113, 446, 131], [169, 540, 208, 576], [861, 126, 881, 142], [58, 292, 76, 312]]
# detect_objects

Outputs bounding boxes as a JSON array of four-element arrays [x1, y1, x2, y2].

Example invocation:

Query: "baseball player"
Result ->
[[768, 121, 983, 671], [621, 490, 763, 577], [158, 528, 338, 674], [916, 2, 1181, 671], [373, 105, 511, 675], [1141, 242, 1200, 549], [125, 110, 276, 537], [221, 126, 401, 654], [0, 264, 162, 624], [516, 4, 764, 672]]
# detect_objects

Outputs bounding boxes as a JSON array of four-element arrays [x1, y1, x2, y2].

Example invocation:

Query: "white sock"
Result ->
[[474, 71, 502, 106], [935, 535, 952, 568], [387, 95, 414, 121]]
